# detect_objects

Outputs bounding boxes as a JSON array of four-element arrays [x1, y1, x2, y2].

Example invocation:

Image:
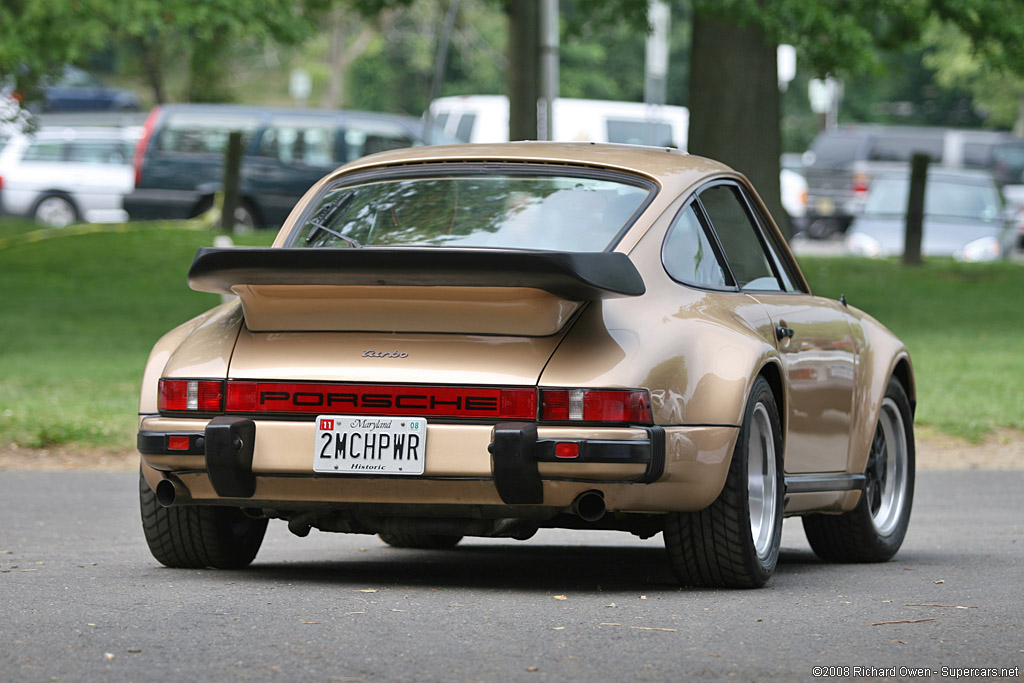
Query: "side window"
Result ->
[[663, 204, 728, 288], [156, 114, 259, 154], [67, 140, 128, 164], [23, 141, 66, 162], [258, 122, 337, 167], [342, 121, 414, 162], [455, 113, 477, 143], [698, 184, 783, 291]]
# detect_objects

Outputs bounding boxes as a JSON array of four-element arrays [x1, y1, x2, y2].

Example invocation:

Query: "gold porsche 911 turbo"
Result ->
[[137, 142, 915, 587]]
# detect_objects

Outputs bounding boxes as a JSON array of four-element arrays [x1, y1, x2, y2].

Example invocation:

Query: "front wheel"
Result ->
[[802, 377, 915, 562], [139, 471, 267, 569], [664, 376, 784, 588]]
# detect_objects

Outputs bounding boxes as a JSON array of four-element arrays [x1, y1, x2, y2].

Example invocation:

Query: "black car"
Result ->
[[32, 66, 141, 114], [124, 104, 454, 230]]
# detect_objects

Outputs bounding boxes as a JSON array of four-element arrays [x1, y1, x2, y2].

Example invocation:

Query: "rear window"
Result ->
[[155, 112, 260, 154], [288, 171, 653, 252], [807, 133, 865, 168], [867, 133, 943, 163], [863, 176, 1001, 221]]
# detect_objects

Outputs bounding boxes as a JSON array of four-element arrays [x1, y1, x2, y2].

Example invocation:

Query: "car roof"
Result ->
[[330, 141, 735, 190]]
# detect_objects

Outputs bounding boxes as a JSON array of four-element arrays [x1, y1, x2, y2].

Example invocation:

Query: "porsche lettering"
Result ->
[[259, 390, 499, 412]]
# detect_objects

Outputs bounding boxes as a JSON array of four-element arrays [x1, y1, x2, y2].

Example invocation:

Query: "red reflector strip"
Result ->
[[159, 379, 223, 412], [167, 436, 191, 450], [224, 381, 537, 420], [554, 442, 579, 459]]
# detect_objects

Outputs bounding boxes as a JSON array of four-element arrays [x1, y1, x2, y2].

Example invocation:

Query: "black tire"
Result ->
[[378, 532, 463, 549], [802, 377, 914, 562], [663, 376, 784, 588], [139, 470, 267, 569]]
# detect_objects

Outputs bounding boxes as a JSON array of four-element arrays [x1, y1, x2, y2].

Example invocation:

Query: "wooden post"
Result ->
[[903, 152, 929, 265], [221, 131, 243, 233]]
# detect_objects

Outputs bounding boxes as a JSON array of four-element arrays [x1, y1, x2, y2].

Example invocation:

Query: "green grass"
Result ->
[[0, 221, 274, 449], [1, 223, 1021, 450], [798, 257, 1024, 442]]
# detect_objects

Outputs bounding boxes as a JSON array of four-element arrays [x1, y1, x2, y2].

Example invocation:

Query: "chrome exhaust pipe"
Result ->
[[570, 490, 606, 522], [155, 477, 192, 507]]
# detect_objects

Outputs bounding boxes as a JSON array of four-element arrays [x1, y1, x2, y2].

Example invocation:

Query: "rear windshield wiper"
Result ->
[[305, 193, 361, 247]]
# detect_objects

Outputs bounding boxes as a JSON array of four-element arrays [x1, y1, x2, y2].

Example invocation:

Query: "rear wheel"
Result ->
[[378, 533, 463, 549], [802, 378, 914, 562], [139, 470, 267, 569], [664, 376, 784, 588], [33, 195, 78, 227]]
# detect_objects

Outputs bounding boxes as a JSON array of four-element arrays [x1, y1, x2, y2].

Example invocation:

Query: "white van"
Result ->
[[428, 95, 688, 149]]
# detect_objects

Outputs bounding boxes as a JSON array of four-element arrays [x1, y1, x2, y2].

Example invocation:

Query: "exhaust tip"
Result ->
[[155, 479, 178, 507], [571, 490, 606, 522]]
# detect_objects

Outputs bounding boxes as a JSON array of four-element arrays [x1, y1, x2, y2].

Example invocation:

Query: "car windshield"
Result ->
[[862, 176, 1002, 222], [288, 173, 652, 251]]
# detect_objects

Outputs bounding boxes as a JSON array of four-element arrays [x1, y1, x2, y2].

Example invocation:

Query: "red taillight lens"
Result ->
[[540, 388, 652, 424], [133, 106, 160, 187], [852, 172, 870, 196], [159, 379, 224, 412]]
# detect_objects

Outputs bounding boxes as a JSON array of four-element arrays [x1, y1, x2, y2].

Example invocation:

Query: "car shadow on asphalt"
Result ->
[[221, 542, 829, 593]]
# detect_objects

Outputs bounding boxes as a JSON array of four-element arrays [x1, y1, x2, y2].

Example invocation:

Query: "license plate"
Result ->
[[815, 197, 835, 216], [314, 415, 426, 475]]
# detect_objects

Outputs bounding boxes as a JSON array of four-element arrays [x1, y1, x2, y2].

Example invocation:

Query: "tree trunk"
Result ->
[[688, 11, 786, 237], [140, 38, 166, 104], [506, 0, 540, 141]]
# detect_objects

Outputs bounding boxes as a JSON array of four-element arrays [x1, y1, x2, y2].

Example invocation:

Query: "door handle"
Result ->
[[775, 325, 795, 341]]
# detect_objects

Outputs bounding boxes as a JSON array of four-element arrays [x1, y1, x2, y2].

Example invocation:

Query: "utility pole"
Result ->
[[507, 0, 540, 141]]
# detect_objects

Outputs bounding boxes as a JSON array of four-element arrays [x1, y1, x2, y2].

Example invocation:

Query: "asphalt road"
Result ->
[[1, 470, 1022, 682]]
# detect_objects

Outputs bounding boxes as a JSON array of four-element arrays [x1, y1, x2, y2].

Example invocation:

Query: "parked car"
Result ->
[[28, 66, 141, 114], [124, 104, 454, 230], [137, 142, 916, 588], [802, 125, 1014, 239], [0, 125, 140, 226], [845, 168, 1012, 261]]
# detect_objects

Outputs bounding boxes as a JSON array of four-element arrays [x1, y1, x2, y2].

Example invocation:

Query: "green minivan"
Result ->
[[124, 103, 448, 229]]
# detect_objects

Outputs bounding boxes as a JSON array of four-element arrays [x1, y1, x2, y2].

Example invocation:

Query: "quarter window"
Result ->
[[663, 205, 728, 287], [698, 184, 784, 291]]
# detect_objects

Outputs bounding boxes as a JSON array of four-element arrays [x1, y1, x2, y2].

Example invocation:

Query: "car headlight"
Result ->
[[845, 232, 883, 258], [956, 236, 1001, 262]]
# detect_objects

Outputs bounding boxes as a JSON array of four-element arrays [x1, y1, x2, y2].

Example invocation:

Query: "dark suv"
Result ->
[[124, 104, 447, 229], [802, 125, 1013, 239]]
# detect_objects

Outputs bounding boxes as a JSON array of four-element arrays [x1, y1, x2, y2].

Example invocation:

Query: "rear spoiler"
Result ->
[[187, 247, 645, 301]]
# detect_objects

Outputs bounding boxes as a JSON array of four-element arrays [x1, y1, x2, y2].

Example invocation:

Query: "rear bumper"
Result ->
[[138, 415, 737, 513]]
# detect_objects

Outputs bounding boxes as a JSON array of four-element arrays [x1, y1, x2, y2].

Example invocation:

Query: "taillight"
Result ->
[[159, 379, 224, 412], [540, 388, 652, 424], [133, 106, 161, 187], [852, 171, 869, 196]]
